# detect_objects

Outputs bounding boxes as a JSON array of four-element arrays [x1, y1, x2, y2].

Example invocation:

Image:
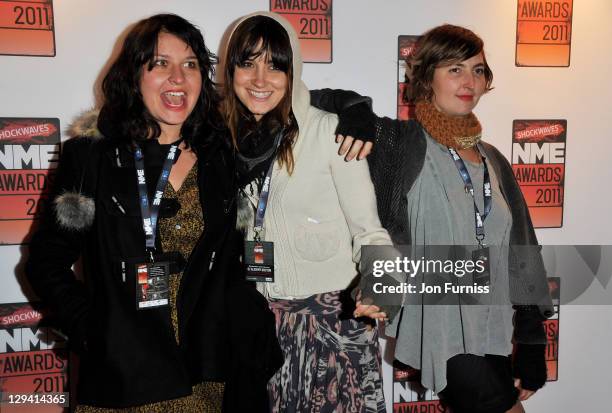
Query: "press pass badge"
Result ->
[[472, 247, 491, 287], [242, 132, 283, 283], [136, 261, 170, 309], [244, 241, 274, 282]]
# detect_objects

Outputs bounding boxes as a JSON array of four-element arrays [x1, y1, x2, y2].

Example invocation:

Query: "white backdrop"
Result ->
[[1, 0, 611, 411]]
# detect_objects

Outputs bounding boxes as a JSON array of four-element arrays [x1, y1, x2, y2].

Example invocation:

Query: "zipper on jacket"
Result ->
[[209, 251, 216, 270], [115, 147, 122, 167], [111, 196, 126, 215]]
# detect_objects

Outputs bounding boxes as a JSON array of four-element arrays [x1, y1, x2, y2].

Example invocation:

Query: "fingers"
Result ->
[[519, 389, 535, 401], [357, 142, 373, 160], [368, 311, 388, 320], [355, 303, 378, 317], [336, 135, 369, 161], [338, 135, 354, 156], [345, 139, 364, 161], [354, 303, 387, 320], [514, 379, 535, 401]]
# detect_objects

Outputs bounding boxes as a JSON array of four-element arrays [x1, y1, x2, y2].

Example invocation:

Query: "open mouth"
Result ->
[[161, 91, 186, 107], [248, 89, 272, 100]]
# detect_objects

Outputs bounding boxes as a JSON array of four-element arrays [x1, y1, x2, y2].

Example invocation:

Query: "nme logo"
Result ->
[[0, 327, 65, 353], [0, 302, 69, 399], [511, 119, 567, 228], [0, 117, 60, 244], [512, 142, 565, 164], [0, 144, 58, 170]]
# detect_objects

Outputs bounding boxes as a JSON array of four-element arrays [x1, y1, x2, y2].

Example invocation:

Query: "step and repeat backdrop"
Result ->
[[1, 0, 610, 411]]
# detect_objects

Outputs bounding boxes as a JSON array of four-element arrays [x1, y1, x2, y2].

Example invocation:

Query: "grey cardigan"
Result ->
[[367, 117, 553, 320]]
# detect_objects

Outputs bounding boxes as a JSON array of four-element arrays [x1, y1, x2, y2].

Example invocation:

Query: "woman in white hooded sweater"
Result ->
[[220, 12, 391, 413]]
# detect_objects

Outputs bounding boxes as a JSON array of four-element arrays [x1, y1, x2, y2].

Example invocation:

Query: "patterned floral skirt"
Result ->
[[267, 291, 386, 413]]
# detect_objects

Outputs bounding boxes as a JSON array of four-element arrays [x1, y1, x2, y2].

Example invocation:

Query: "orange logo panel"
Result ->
[[397, 36, 420, 120], [511, 120, 567, 228], [0, 0, 55, 56], [0, 118, 60, 245], [270, 0, 332, 63], [515, 0, 573, 67], [0, 302, 68, 412]]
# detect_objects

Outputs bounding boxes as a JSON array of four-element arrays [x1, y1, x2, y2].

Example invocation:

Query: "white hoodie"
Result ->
[[226, 12, 393, 299]]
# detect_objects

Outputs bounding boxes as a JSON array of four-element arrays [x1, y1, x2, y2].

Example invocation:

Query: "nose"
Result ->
[[462, 72, 475, 89], [168, 65, 185, 85], [253, 64, 266, 88]]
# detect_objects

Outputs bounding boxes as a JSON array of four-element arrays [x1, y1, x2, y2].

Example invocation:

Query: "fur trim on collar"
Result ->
[[54, 108, 101, 231], [67, 109, 102, 139]]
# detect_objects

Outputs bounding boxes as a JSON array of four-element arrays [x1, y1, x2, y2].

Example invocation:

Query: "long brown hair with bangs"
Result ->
[[221, 15, 298, 174]]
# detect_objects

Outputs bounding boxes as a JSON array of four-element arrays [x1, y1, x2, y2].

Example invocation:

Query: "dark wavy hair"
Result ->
[[221, 15, 298, 174], [404, 24, 494, 103], [98, 14, 221, 149]]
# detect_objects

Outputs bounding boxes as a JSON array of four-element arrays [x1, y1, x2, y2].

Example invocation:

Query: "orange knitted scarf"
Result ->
[[415, 100, 482, 149]]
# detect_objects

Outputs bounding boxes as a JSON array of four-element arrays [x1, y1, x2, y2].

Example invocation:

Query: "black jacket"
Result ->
[[25, 125, 240, 407]]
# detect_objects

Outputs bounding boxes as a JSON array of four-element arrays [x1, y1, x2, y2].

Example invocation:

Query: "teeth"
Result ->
[[162, 91, 186, 107], [249, 90, 272, 99]]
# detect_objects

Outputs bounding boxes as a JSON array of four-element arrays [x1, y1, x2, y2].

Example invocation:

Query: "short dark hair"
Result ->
[[221, 15, 298, 174], [98, 13, 220, 149], [404, 24, 493, 103]]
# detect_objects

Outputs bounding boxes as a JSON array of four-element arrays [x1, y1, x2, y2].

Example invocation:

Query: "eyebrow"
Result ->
[[153, 54, 198, 59], [452, 62, 485, 68]]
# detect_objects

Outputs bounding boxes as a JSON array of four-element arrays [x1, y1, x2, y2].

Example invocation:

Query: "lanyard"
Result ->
[[447, 146, 492, 246], [134, 142, 179, 260], [253, 131, 284, 241]]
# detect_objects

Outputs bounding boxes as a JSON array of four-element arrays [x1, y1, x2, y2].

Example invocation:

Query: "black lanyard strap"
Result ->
[[447, 146, 492, 245], [134, 142, 179, 258], [253, 131, 284, 241]]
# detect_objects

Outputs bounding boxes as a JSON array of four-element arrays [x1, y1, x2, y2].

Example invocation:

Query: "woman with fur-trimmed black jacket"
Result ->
[[25, 14, 281, 411], [26, 114, 238, 408]]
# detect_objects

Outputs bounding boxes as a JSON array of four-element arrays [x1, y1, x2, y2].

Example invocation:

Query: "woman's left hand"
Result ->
[[354, 288, 387, 321], [336, 134, 373, 161], [354, 301, 387, 321]]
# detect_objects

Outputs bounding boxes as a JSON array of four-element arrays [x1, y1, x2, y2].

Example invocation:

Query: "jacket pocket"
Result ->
[[293, 217, 341, 262]]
